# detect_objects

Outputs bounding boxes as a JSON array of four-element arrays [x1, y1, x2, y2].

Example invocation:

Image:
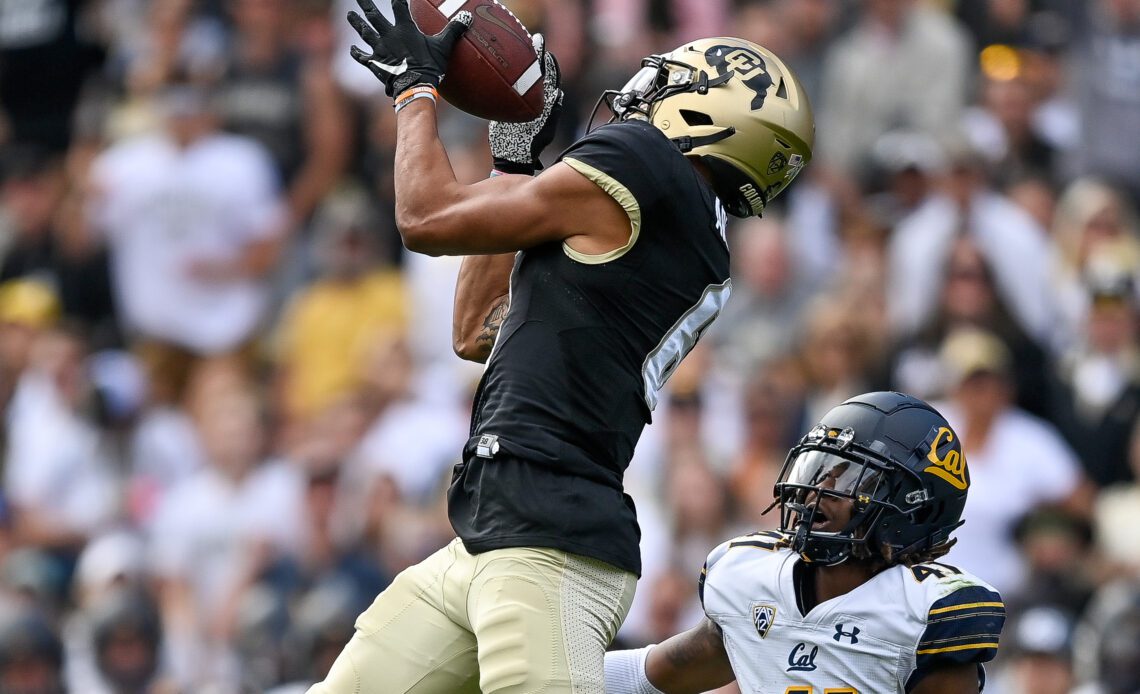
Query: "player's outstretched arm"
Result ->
[[604, 618, 735, 694], [910, 663, 981, 694], [392, 101, 629, 256], [348, 6, 627, 256]]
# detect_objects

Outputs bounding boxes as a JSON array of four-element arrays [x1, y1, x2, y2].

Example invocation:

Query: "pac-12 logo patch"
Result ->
[[767, 151, 788, 175], [704, 45, 773, 110], [751, 603, 777, 638]]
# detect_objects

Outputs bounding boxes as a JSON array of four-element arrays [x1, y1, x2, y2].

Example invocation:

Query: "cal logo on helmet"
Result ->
[[923, 426, 968, 490], [704, 45, 773, 110]]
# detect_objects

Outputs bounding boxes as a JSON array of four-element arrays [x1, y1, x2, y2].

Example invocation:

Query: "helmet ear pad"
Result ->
[[696, 154, 766, 218], [865, 469, 966, 560]]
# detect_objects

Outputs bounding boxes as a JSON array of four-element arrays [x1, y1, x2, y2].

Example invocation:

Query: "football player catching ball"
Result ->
[[311, 1, 813, 692]]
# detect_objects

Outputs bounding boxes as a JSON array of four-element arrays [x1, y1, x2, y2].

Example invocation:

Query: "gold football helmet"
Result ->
[[592, 38, 814, 217]]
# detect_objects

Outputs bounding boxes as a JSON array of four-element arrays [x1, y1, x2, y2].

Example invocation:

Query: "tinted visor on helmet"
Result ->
[[604, 56, 699, 121], [779, 449, 884, 502], [776, 448, 888, 564], [612, 65, 659, 116]]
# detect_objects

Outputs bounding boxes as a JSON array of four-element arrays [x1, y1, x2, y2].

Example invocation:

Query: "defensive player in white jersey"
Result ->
[[604, 392, 1006, 693]]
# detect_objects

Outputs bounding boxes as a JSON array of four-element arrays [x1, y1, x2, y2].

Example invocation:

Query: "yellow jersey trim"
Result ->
[[561, 157, 642, 264], [927, 602, 1005, 616], [916, 642, 1000, 655]]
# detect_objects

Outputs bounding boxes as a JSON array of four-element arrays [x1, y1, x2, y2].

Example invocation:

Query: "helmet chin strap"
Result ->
[[787, 499, 880, 566], [691, 70, 735, 94], [672, 127, 737, 153]]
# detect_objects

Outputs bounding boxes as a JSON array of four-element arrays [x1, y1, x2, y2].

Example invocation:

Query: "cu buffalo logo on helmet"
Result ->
[[704, 45, 773, 110]]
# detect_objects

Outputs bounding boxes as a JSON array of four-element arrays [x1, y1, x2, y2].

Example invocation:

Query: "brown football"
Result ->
[[410, 0, 544, 122]]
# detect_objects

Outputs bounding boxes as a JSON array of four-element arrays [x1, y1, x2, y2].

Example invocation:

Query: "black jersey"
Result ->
[[448, 120, 732, 575]]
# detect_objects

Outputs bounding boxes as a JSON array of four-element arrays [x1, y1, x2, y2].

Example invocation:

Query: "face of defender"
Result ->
[[781, 449, 883, 539]]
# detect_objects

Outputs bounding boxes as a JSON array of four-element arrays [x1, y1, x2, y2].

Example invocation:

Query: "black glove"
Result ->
[[348, 0, 471, 98], [489, 35, 564, 176]]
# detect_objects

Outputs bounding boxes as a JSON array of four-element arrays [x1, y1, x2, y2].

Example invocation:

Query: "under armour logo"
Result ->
[[833, 624, 861, 644], [786, 643, 818, 672]]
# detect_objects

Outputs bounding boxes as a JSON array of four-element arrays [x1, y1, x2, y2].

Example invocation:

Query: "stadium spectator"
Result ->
[[798, 297, 877, 425], [886, 234, 1053, 417], [270, 578, 357, 692], [274, 189, 406, 424], [665, 454, 738, 579], [1091, 422, 1140, 573], [728, 364, 805, 528], [887, 146, 1055, 347], [86, 75, 286, 403], [1074, 0, 1140, 200], [997, 603, 1077, 694], [864, 129, 947, 230], [1071, 580, 1140, 694], [1005, 172, 1057, 232], [713, 215, 817, 373], [637, 567, 691, 647], [1019, 13, 1081, 161], [1006, 509, 1097, 618], [0, 0, 106, 152], [742, 0, 838, 110], [349, 333, 466, 507], [91, 589, 165, 694], [0, 279, 59, 423], [0, 147, 117, 345], [1050, 266, 1140, 488], [275, 397, 390, 604], [937, 328, 1090, 594], [149, 371, 303, 689], [125, 395, 204, 530], [0, 604, 65, 694], [216, 0, 351, 223], [3, 324, 118, 582], [961, 72, 1058, 187], [1050, 178, 1140, 349], [816, 0, 971, 176], [61, 531, 155, 693], [113, 0, 227, 101]]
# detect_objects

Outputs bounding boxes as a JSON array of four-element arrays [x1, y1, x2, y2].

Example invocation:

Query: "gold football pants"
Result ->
[[307, 537, 637, 693]]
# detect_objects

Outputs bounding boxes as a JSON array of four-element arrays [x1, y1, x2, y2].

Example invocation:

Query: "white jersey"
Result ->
[[700, 532, 1005, 693]]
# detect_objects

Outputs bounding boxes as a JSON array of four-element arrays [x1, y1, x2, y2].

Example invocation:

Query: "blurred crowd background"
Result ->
[[0, 0, 1138, 692]]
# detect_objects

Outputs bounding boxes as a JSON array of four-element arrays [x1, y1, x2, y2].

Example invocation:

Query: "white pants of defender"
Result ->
[[307, 537, 637, 693]]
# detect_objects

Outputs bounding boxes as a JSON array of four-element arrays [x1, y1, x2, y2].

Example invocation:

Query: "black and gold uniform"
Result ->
[[449, 119, 732, 575]]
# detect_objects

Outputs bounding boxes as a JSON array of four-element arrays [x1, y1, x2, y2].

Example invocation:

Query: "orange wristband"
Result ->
[[394, 85, 439, 112]]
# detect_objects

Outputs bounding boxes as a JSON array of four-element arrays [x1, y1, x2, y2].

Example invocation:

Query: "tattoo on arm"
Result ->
[[473, 296, 510, 358], [663, 619, 724, 670]]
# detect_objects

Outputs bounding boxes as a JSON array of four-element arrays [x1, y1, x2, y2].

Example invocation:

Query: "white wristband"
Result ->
[[394, 90, 437, 113], [603, 646, 666, 694]]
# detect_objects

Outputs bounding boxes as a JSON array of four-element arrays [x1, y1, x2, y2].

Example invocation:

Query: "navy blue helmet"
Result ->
[[774, 392, 969, 566]]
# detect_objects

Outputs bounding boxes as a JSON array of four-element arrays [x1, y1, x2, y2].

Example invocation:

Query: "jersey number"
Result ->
[[910, 563, 962, 583], [785, 688, 859, 693], [641, 280, 731, 410]]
